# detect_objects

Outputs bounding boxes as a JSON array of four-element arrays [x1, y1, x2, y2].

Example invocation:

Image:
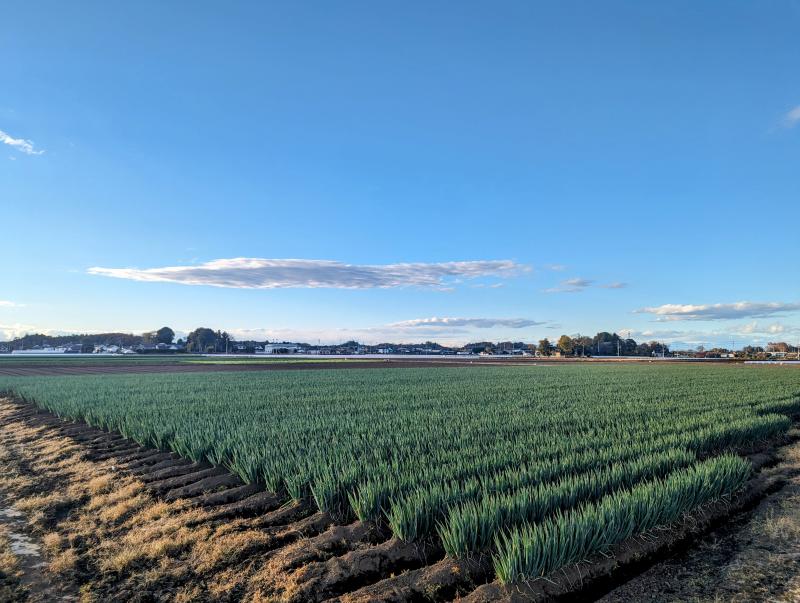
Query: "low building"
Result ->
[[13, 346, 74, 354], [94, 344, 121, 354], [134, 343, 185, 354]]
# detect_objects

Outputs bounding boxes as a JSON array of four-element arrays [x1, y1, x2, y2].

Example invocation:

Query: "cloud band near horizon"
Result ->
[[87, 258, 529, 289], [636, 301, 800, 321], [389, 317, 543, 329]]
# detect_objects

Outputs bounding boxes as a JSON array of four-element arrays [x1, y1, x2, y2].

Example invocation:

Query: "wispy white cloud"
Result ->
[[545, 277, 594, 293], [635, 301, 800, 321], [389, 317, 543, 329], [0, 300, 24, 308], [88, 258, 529, 290], [782, 105, 800, 128], [544, 277, 629, 294], [545, 264, 567, 271], [0, 129, 44, 155], [731, 321, 798, 337]]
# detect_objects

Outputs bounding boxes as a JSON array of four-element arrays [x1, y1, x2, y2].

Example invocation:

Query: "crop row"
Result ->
[[1, 364, 797, 583]]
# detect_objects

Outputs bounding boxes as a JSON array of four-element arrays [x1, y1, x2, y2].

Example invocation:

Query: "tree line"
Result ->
[[6, 327, 672, 356], [535, 332, 669, 357]]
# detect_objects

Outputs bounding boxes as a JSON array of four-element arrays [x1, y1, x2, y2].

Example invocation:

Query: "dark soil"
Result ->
[[1, 397, 799, 602]]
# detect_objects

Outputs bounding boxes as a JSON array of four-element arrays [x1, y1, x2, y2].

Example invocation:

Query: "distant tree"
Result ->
[[11, 332, 143, 351], [767, 342, 790, 353], [538, 338, 552, 356], [742, 345, 764, 357], [574, 335, 593, 356], [155, 327, 175, 345], [557, 335, 574, 355], [592, 332, 618, 355], [214, 331, 233, 353], [622, 338, 637, 355], [186, 328, 217, 353], [649, 341, 669, 356]]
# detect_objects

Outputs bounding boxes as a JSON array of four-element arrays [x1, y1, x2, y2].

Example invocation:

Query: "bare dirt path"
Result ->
[[0, 500, 78, 603]]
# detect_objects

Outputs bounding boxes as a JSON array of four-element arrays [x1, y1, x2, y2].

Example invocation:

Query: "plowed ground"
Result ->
[[1, 398, 798, 603]]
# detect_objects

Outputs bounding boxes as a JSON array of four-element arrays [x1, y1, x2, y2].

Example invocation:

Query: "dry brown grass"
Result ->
[[0, 525, 21, 578], [131, 500, 172, 523], [87, 481, 143, 511], [42, 531, 64, 554], [97, 492, 150, 525], [101, 526, 201, 573], [49, 547, 79, 575], [85, 475, 115, 496], [15, 491, 78, 529], [757, 498, 800, 541], [191, 529, 274, 573], [0, 472, 34, 494]]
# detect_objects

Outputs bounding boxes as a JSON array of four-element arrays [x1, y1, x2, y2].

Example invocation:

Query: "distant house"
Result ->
[[94, 344, 121, 354], [134, 343, 184, 354], [257, 343, 303, 354], [13, 346, 75, 354]]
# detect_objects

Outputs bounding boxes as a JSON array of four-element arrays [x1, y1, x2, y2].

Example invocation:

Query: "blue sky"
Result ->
[[2, 1, 799, 348]]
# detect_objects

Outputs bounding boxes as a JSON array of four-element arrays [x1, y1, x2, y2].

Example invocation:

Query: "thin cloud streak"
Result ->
[[783, 105, 800, 128], [88, 258, 529, 289], [389, 317, 544, 329], [544, 277, 594, 293], [0, 301, 24, 308], [0, 129, 44, 155], [544, 278, 628, 294], [635, 301, 800, 321]]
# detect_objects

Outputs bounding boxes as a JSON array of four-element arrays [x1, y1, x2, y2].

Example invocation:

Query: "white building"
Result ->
[[257, 343, 303, 354]]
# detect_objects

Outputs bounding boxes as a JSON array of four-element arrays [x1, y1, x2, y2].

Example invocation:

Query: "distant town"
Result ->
[[1, 326, 798, 360]]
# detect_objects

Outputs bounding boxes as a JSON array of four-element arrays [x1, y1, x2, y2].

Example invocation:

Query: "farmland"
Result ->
[[1, 363, 798, 596]]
